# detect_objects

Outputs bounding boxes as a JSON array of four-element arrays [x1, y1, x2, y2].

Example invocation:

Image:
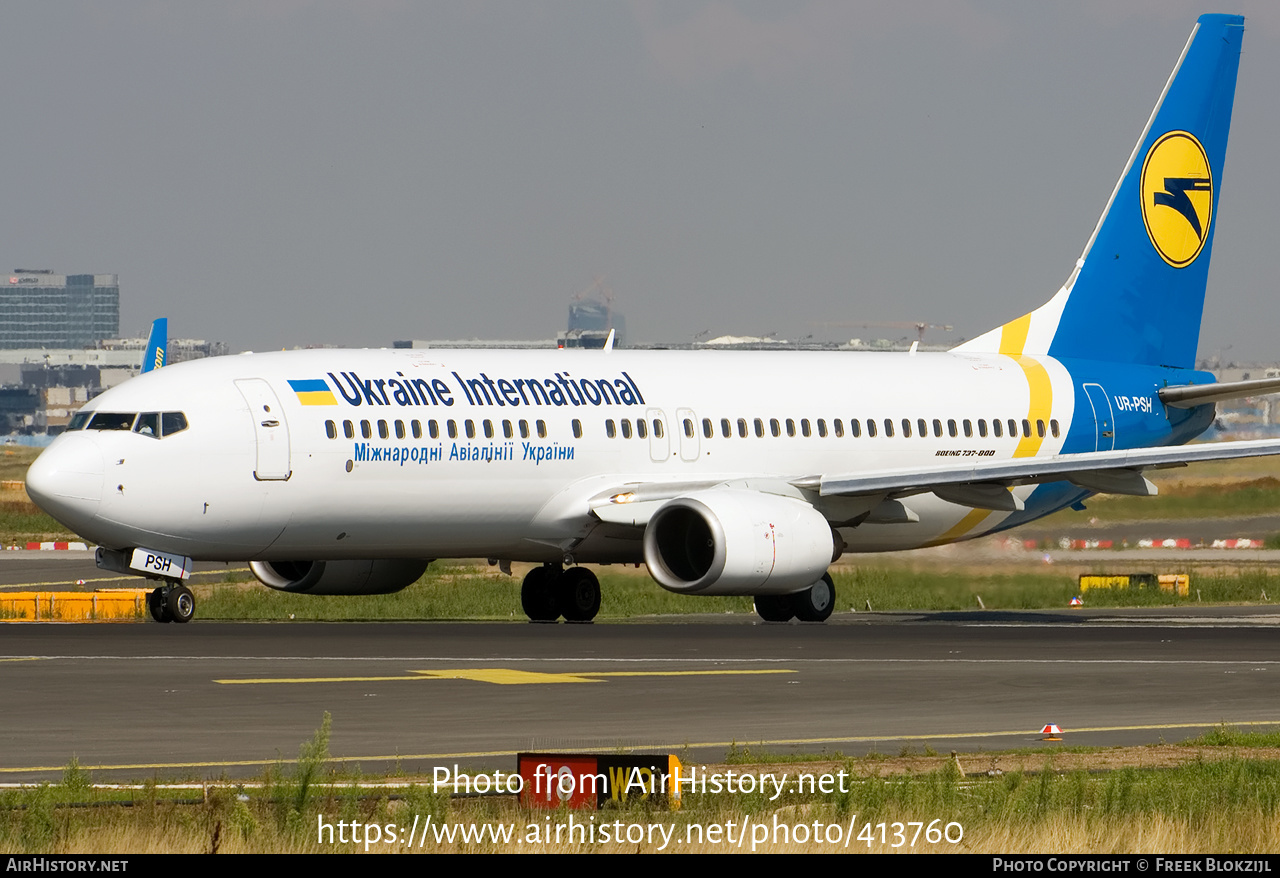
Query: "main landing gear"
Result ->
[[753, 572, 835, 623], [147, 583, 195, 624], [521, 564, 601, 623]]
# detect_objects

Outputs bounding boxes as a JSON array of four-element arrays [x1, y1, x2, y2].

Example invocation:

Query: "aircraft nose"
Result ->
[[25, 437, 105, 530]]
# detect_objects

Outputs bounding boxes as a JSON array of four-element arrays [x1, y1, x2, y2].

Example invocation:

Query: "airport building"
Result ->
[[0, 269, 119, 349]]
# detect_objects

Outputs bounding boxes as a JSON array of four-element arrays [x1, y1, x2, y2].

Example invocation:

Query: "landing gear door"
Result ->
[[234, 378, 292, 480], [1083, 383, 1115, 452]]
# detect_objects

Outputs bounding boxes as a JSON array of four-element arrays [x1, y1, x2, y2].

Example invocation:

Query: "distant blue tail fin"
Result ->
[[141, 318, 167, 373], [956, 15, 1243, 369]]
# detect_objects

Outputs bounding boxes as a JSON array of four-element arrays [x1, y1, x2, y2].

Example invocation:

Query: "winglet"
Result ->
[[141, 318, 167, 373]]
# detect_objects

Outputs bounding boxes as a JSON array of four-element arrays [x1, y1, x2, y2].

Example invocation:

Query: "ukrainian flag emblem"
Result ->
[[288, 378, 338, 406]]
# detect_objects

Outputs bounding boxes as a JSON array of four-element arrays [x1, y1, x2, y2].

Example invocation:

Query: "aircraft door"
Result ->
[[235, 378, 292, 480], [646, 408, 670, 462], [675, 407, 700, 461], [1083, 383, 1115, 452]]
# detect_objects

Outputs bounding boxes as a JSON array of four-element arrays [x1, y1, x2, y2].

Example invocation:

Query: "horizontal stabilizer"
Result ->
[[1160, 376, 1280, 409]]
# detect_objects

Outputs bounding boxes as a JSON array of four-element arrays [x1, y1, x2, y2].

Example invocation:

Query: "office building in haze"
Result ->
[[0, 269, 119, 349]]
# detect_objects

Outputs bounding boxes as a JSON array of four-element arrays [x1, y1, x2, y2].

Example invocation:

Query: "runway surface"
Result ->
[[3, 610, 1280, 782]]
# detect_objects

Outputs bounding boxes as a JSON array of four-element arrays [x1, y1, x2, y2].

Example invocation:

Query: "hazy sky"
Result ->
[[3, 2, 1277, 362]]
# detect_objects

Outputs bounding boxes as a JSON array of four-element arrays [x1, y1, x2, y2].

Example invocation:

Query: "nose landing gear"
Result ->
[[147, 583, 195, 624]]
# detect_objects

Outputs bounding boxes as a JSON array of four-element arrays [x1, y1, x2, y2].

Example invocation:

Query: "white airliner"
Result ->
[[25, 14, 1280, 625]]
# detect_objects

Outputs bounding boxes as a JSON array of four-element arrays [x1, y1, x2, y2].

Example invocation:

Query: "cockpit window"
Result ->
[[76, 411, 186, 437], [161, 412, 189, 437], [134, 413, 160, 437], [87, 412, 136, 431]]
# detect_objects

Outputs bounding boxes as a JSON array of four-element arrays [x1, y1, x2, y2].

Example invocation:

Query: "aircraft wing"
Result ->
[[815, 438, 1280, 500], [589, 439, 1280, 525]]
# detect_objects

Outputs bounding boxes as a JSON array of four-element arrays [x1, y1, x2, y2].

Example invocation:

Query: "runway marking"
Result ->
[[215, 668, 796, 686], [4, 719, 1279, 776]]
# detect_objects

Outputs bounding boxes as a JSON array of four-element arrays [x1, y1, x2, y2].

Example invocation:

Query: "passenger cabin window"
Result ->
[[519, 420, 530, 439], [993, 419, 1003, 438], [917, 418, 927, 438], [637, 419, 648, 439], [785, 418, 796, 438], [652, 419, 664, 439], [1050, 419, 1060, 438], [683, 418, 694, 438], [324, 419, 337, 440], [429, 420, 440, 439], [901, 418, 912, 438], [883, 419, 894, 438], [833, 419, 844, 438], [721, 418, 732, 438], [621, 420, 632, 439], [864, 419, 875, 438], [754, 418, 764, 438], [701, 418, 712, 439], [412, 420, 423, 439], [737, 418, 747, 438], [978, 419, 988, 438], [484, 420, 494, 439], [536, 420, 547, 439], [572, 419, 582, 439], [344, 420, 354, 439], [817, 419, 827, 438], [465, 420, 475, 439], [963, 419, 973, 438], [447, 420, 458, 439], [378, 420, 389, 439], [361, 420, 372, 439], [606, 420, 616, 438]]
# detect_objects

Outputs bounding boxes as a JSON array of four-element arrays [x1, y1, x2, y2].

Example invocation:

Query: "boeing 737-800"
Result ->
[[25, 14, 1280, 625]]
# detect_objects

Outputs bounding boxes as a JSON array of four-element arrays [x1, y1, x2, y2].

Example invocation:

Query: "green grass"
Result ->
[[1053, 477, 1280, 522], [185, 561, 1280, 622], [9, 721, 1280, 853], [0, 499, 77, 545], [196, 564, 755, 621]]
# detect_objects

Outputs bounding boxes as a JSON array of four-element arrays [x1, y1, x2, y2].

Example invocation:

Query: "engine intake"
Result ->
[[643, 488, 835, 595]]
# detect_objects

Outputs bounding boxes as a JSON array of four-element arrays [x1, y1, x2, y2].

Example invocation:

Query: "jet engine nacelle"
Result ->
[[248, 559, 430, 595], [642, 488, 836, 595]]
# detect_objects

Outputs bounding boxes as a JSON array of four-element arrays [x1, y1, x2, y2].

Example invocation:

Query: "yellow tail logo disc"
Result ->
[[1140, 130, 1212, 268]]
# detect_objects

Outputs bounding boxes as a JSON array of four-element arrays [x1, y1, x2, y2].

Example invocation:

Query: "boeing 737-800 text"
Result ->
[[25, 14, 1279, 624]]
